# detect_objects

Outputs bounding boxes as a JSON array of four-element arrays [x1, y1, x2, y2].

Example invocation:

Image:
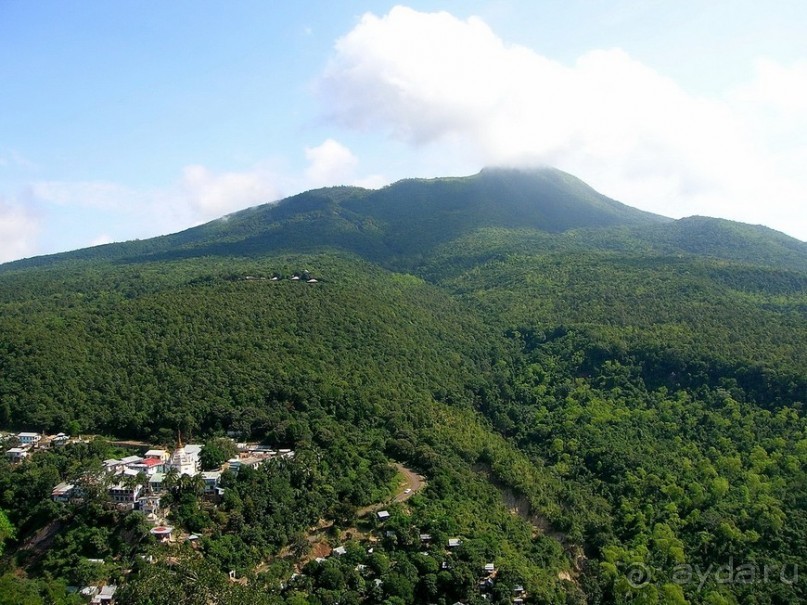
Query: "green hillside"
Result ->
[[0, 168, 805, 604], [0, 167, 668, 272], [577, 217, 807, 273], [0, 255, 503, 435]]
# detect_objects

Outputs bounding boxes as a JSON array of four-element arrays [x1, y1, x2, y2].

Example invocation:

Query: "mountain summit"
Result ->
[[143, 166, 667, 261], [2, 167, 667, 270], [2, 166, 805, 272]]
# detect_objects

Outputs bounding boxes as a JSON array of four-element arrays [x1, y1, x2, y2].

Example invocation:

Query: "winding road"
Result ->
[[392, 463, 425, 502], [358, 463, 426, 516]]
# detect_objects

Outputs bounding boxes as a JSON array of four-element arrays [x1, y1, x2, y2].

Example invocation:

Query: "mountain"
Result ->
[[4, 166, 805, 275], [1, 167, 670, 272], [1, 167, 806, 604]]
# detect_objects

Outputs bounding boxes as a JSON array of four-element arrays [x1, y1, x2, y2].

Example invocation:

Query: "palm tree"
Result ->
[[190, 473, 205, 498], [163, 467, 179, 493]]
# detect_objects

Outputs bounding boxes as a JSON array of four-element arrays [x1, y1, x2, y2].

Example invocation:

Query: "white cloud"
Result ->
[[0, 196, 40, 263], [351, 173, 389, 189], [730, 59, 807, 183], [180, 164, 282, 221], [303, 138, 388, 190], [304, 138, 359, 187], [9, 162, 286, 262], [32, 163, 283, 229], [89, 233, 114, 247], [319, 6, 807, 240], [320, 8, 505, 143], [735, 58, 807, 117]]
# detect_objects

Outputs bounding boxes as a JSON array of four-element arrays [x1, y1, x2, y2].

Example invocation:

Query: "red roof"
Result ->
[[143, 457, 162, 467]]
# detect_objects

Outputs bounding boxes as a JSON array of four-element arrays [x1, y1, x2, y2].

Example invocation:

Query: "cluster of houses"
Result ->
[[9, 430, 527, 603], [4, 431, 71, 462], [244, 271, 319, 283], [50, 440, 208, 513], [227, 444, 294, 473], [2, 430, 298, 526], [369, 522, 526, 602], [48, 438, 295, 519], [318, 532, 526, 604]]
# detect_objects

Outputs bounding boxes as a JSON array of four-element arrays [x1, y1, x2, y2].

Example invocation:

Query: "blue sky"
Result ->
[[2, 1, 806, 262]]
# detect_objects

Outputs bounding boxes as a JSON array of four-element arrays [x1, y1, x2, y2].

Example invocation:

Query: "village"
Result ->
[[2, 429, 297, 602], [244, 270, 319, 283], [4, 430, 293, 518], [2, 431, 528, 605]]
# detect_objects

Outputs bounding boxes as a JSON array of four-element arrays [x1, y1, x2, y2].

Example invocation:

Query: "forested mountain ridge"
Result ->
[[1, 168, 806, 604], [3, 167, 804, 275]]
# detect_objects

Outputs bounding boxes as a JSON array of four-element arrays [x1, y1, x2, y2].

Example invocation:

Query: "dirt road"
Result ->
[[392, 463, 425, 502], [357, 463, 426, 517]]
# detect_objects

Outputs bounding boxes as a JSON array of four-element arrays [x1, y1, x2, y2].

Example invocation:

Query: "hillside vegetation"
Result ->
[[0, 168, 805, 604]]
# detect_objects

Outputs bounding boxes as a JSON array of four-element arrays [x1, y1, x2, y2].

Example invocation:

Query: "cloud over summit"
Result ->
[[319, 6, 807, 240]]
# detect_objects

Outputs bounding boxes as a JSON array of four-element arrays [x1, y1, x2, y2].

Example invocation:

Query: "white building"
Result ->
[[120, 455, 144, 467], [108, 482, 143, 506], [91, 584, 117, 604], [201, 471, 221, 494], [51, 433, 70, 447], [51, 482, 76, 503], [227, 456, 266, 474], [103, 459, 124, 474], [149, 473, 165, 493], [17, 432, 40, 446], [6, 447, 28, 461], [185, 444, 203, 461], [128, 457, 163, 476], [166, 441, 202, 476], [137, 494, 162, 516], [144, 449, 169, 462]]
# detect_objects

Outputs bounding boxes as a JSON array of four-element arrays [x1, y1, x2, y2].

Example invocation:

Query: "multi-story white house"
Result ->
[[137, 494, 162, 516], [17, 432, 40, 446], [108, 481, 143, 506], [144, 449, 169, 462], [201, 471, 222, 494], [6, 447, 29, 462], [148, 472, 166, 493], [103, 459, 125, 474]]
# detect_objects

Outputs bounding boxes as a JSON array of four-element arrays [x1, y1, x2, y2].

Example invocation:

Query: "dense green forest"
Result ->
[[0, 168, 805, 604]]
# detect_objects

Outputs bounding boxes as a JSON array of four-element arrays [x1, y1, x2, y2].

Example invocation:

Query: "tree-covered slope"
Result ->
[[0, 254, 506, 437], [336, 167, 667, 265], [580, 217, 807, 273], [1, 167, 806, 604], [4, 166, 804, 276], [419, 227, 807, 603], [0, 167, 669, 272]]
